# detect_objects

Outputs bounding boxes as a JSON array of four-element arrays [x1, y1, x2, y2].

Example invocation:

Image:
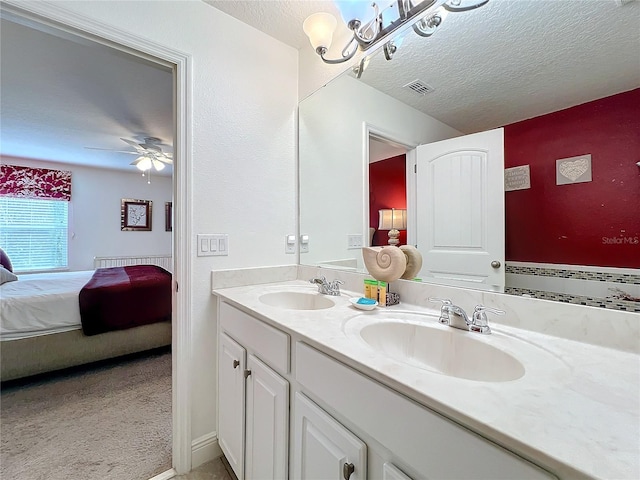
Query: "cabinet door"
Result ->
[[293, 392, 366, 480], [218, 332, 246, 480], [383, 462, 414, 480], [245, 354, 289, 480]]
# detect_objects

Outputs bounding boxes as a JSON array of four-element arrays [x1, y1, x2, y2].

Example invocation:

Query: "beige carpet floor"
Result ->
[[0, 349, 172, 480]]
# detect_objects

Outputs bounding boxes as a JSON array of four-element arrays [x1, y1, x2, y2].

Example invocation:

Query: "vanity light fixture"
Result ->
[[303, 0, 488, 65], [378, 208, 407, 246]]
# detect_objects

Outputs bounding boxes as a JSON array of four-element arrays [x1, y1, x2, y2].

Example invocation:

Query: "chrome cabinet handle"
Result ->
[[343, 462, 355, 480], [233, 359, 240, 369], [243, 369, 251, 379]]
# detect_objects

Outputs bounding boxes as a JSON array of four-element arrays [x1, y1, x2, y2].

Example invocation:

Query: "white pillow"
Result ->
[[0, 265, 18, 285]]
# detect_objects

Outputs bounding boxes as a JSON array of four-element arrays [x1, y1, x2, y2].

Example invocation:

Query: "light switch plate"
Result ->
[[347, 234, 363, 249], [197, 234, 228, 256]]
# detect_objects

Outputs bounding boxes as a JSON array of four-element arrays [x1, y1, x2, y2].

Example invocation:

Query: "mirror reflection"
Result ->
[[298, 0, 640, 310]]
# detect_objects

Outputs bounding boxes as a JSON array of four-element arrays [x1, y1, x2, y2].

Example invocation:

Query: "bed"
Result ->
[[1, 266, 172, 382]]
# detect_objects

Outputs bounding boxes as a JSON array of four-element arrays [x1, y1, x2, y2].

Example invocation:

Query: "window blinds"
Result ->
[[0, 197, 69, 272]]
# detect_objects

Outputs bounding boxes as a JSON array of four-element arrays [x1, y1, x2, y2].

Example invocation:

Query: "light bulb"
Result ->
[[136, 157, 152, 171], [152, 160, 166, 171]]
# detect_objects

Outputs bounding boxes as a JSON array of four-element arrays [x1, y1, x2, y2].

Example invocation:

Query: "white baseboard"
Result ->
[[191, 431, 222, 469], [148, 469, 177, 480]]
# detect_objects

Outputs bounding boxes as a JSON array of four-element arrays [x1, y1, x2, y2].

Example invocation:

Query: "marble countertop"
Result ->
[[213, 280, 640, 480]]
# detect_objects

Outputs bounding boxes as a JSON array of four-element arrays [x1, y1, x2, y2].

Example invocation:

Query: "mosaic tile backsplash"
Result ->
[[506, 264, 640, 313]]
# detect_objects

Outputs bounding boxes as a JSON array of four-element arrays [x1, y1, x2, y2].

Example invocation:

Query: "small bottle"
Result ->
[[368, 279, 378, 301], [364, 279, 371, 299], [377, 281, 387, 307]]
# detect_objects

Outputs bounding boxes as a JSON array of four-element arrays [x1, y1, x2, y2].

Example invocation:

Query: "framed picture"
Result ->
[[121, 199, 152, 231], [165, 202, 172, 232]]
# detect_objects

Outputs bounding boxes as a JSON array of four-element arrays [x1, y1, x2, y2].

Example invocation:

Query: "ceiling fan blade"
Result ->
[[121, 138, 147, 153], [85, 147, 139, 154]]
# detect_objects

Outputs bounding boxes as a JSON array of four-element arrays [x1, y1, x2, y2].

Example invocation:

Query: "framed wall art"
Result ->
[[121, 198, 152, 231], [165, 202, 172, 232]]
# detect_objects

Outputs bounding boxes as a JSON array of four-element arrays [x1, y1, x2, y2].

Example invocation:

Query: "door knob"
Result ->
[[233, 359, 240, 369], [243, 369, 251, 379], [491, 260, 501, 269]]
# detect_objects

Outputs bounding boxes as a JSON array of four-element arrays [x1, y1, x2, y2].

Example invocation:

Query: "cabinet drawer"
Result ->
[[220, 302, 290, 374], [296, 342, 556, 480]]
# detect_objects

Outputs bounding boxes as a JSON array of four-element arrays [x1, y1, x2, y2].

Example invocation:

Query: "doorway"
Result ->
[[0, 3, 191, 477]]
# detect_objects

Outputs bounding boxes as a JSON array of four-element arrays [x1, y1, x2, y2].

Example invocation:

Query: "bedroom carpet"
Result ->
[[0, 349, 171, 480]]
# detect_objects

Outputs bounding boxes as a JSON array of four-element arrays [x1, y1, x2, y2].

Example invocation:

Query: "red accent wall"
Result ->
[[369, 155, 407, 246], [505, 88, 640, 268]]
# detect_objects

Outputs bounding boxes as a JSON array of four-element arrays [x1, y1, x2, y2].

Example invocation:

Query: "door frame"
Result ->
[[1, 1, 193, 475], [362, 123, 419, 246]]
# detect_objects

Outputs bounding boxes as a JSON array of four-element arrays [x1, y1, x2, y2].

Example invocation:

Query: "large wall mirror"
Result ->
[[299, 0, 640, 311]]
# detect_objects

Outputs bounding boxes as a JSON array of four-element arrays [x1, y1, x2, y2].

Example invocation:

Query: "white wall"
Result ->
[[2, 156, 172, 271], [299, 75, 462, 269], [20, 0, 299, 459]]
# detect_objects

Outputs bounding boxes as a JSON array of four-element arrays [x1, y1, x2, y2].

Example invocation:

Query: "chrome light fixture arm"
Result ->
[[304, 0, 489, 65]]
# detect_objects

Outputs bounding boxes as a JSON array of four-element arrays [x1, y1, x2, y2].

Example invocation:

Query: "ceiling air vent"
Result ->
[[403, 79, 434, 96]]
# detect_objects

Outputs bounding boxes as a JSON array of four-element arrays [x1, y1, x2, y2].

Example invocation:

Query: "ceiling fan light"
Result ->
[[136, 156, 152, 171], [152, 159, 166, 171]]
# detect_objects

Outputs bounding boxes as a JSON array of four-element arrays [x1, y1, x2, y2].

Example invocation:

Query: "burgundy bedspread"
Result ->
[[79, 265, 171, 336]]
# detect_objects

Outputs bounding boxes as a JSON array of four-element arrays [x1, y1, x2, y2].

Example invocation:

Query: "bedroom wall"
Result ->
[[24, 0, 299, 466], [369, 155, 407, 246], [0, 155, 172, 271]]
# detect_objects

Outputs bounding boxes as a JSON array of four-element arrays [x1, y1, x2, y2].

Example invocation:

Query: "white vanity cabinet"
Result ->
[[218, 302, 290, 480], [216, 297, 558, 480], [296, 342, 557, 480]]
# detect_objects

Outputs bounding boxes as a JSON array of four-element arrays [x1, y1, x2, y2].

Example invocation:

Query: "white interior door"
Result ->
[[415, 128, 504, 291]]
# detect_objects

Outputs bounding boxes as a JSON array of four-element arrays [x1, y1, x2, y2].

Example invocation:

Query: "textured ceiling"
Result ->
[[207, 0, 640, 133], [0, 18, 173, 173], [2, 1, 637, 173]]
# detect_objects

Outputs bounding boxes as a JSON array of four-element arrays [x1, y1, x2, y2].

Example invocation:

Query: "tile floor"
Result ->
[[174, 457, 233, 480]]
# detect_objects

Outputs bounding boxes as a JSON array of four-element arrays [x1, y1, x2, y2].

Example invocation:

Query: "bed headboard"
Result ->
[[93, 255, 172, 273]]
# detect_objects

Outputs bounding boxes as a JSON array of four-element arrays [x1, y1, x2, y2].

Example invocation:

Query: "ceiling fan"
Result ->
[[86, 137, 173, 172]]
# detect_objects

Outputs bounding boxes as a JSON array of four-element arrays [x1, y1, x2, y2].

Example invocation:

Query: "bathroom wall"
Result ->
[[1, 156, 172, 271], [39, 0, 299, 465], [300, 74, 461, 269], [504, 88, 640, 268], [369, 154, 407, 246]]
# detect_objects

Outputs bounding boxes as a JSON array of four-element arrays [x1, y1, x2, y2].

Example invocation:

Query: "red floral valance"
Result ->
[[0, 165, 72, 201]]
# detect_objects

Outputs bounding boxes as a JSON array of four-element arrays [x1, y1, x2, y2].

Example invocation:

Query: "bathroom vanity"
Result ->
[[213, 270, 639, 480]]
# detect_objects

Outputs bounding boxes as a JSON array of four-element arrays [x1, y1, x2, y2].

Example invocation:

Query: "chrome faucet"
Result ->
[[429, 298, 504, 334], [309, 276, 344, 296]]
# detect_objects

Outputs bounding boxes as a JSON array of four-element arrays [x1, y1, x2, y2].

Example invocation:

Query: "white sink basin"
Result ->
[[357, 320, 525, 382], [343, 312, 548, 382], [259, 291, 335, 310]]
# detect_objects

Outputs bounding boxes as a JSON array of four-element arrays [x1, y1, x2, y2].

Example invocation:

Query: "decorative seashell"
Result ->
[[399, 245, 423, 280], [361, 246, 407, 283]]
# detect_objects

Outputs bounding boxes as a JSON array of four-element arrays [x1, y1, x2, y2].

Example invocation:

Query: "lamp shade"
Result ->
[[135, 156, 152, 171], [378, 209, 407, 230], [303, 13, 337, 50]]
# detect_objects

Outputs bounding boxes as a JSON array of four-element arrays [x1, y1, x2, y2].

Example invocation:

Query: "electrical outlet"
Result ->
[[285, 234, 296, 254], [300, 234, 310, 253]]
